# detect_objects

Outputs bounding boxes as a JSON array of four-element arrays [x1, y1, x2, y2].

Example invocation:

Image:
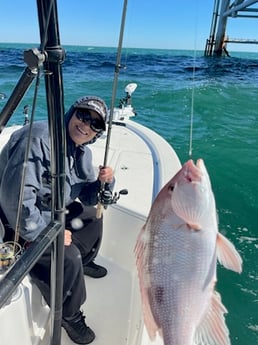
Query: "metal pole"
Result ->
[[0, 222, 62, 308], [0, 67, 38, 130], [36, 1, 66, 344]]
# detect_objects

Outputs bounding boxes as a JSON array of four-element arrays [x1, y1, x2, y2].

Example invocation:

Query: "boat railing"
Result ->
[[0, 2, 67, 344], [0, 221, 62, 309]]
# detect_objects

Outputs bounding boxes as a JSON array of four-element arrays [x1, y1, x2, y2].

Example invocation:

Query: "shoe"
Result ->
[[62, 311, 95, 344], [83, 261, 107, 278]]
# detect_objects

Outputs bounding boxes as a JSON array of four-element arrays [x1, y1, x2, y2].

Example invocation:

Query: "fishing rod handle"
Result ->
[[96, 203, 103, 219]]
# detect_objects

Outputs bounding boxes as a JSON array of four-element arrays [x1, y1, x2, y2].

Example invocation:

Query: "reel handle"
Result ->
[[95, 184, 128, 219]]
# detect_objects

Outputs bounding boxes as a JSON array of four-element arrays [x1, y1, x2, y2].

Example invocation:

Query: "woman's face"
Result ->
[[68, 109, 102, 146]]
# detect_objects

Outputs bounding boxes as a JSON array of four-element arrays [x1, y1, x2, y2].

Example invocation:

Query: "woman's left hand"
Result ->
[[98, 166, 114, 183]]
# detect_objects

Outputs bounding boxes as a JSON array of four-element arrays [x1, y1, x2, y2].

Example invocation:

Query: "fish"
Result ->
[[135, 159, 242, 345]]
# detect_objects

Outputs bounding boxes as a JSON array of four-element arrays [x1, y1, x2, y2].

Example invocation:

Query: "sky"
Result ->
[[0, 0, 258, 52]]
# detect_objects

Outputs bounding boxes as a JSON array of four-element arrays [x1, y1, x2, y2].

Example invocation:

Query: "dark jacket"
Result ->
[[0, 115, 106, 242]]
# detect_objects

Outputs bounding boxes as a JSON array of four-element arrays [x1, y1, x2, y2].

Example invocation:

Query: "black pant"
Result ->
[[30, 202, 103, 318]]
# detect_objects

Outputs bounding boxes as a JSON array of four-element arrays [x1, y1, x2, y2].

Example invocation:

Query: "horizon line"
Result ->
[[0, 41, 257, 54]]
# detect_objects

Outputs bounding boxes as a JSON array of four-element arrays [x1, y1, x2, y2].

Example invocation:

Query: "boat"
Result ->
[[0, 1, 181, 344]]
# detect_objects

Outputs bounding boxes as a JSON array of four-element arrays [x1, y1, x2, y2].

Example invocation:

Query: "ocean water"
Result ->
[[0, 43, 257, 344]]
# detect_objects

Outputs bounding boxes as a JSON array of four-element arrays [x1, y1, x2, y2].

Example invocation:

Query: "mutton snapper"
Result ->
[[135, 159, 242, 345]]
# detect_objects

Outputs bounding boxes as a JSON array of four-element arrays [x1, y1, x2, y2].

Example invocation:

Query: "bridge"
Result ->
[[205, 0, 258, 56]]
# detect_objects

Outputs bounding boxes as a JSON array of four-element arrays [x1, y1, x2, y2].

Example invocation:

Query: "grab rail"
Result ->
[[0, 1, 66, 344], [0, 221, 62, 308]]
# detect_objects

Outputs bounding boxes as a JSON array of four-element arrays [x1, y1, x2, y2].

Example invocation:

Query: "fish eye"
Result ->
[[169, 184, 174, 191]]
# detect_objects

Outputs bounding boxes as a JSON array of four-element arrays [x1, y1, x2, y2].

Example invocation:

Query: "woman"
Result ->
[[0, 95, 114, 344]]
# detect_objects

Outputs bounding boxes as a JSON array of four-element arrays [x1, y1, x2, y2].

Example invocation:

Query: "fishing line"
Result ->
[[13, 0, 55, 244], [14, 69, 42, 244], [13, 0, 54, 244], [189, 54, 196, 158], [188, 1, 199, 158]]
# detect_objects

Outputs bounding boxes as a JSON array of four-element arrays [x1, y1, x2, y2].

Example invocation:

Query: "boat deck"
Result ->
[[0, 119, 181, 345], [63, 256, 141, 345]]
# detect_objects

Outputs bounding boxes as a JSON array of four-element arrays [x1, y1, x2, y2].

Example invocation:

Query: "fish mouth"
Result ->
[[183, 159, 203, 183], [171, 158, 210, 226]]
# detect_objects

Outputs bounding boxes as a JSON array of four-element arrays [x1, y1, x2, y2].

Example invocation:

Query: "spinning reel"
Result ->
[[0, 242, 22, 273], [98, 183, 128, 209]]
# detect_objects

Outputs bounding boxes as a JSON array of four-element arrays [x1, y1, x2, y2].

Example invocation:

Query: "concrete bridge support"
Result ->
[[205, 0, 258, 56]]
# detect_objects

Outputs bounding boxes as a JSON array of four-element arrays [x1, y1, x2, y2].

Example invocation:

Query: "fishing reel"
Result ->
[[98, 183, 128, 209], [0, 242, 22, 273]]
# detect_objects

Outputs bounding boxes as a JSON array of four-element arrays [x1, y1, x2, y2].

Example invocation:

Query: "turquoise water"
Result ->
[[0, 43, 257, 344]]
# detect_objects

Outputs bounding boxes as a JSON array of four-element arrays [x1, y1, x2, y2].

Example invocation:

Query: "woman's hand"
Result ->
[[98, 166, 114, 184], [64, 229, 72, 246]]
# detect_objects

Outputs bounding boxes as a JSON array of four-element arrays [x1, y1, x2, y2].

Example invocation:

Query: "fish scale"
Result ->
[[135, 159, 242, 345], [147, 225, 215, 344]]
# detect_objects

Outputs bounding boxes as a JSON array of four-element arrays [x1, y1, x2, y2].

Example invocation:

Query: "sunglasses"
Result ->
[[75, 110, 104, 133]]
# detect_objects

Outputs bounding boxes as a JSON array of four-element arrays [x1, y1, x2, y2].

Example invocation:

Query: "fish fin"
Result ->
[[135, 225, 160, 340], [141, 289, 161, 341], [187, 222, 202, 230], [216, 232, 243, 273], [194, 290, 230, 345]]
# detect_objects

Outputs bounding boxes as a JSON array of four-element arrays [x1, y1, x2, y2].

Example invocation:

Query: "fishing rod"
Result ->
[[96, 0, 128, 218]]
